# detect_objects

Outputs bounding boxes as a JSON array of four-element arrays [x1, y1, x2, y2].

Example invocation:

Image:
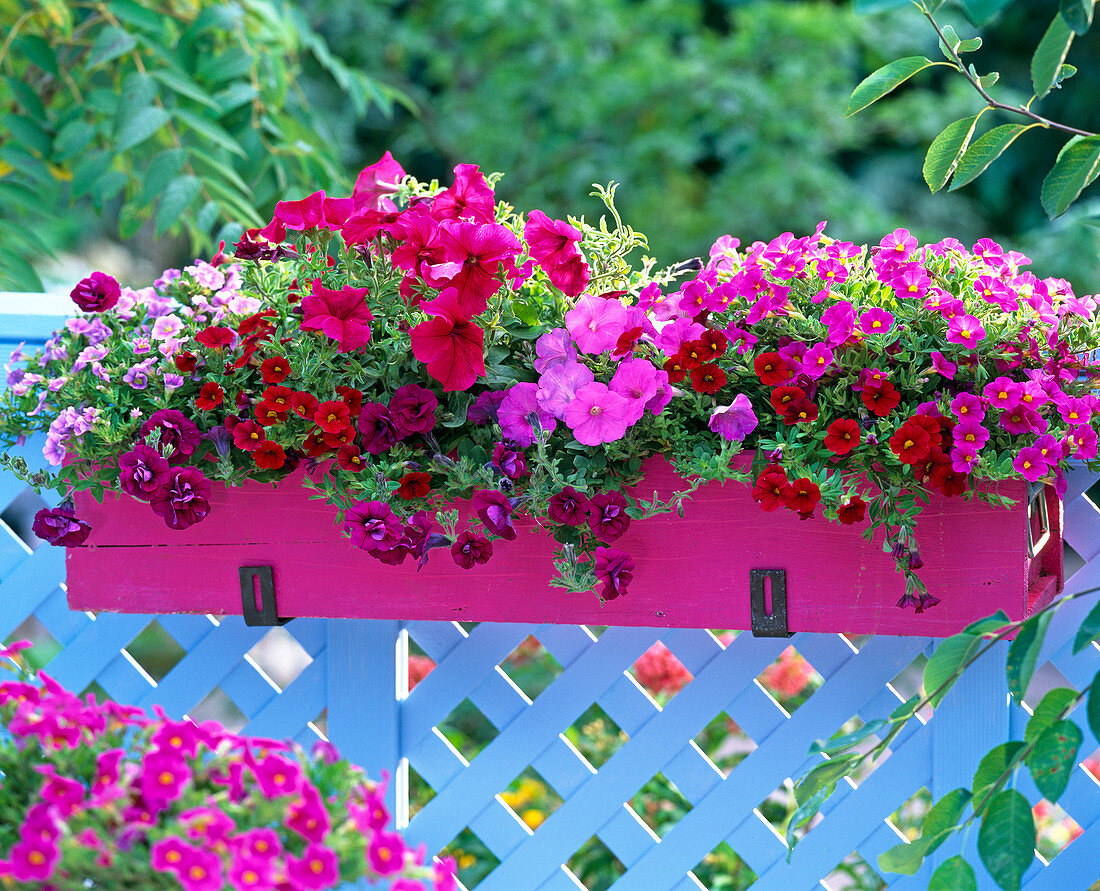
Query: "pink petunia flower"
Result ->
[[709, 394, 758, 442], [300, 280, 374, 353], [946, 314, 985, 349], [609, 359, 661, 425], [566, 295, 630, 355], [563, 383, 630, 446]]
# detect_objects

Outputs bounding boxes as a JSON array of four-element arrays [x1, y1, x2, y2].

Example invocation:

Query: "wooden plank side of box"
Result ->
[[66, 462, 1054, 636]]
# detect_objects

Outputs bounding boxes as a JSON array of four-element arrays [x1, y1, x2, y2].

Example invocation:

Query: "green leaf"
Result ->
[[924, 787, 972, 842], [2, 115, 52, 157], [114, 106, 170, 153], [85, 25, 137, 71], [108, 0, 170, 34], [1056, 63, 1078, 86], [118, 202, 145, 240], [151, 69, 222, 112], [53, 120, 97, 162], [846, 57, 934, 117], [879, 838, 933, 875], [0, 248, 43, 291], [141, 149, 187, 203], [973, 741, 1026, 803], [18, 36, 59, 76], [960, 0, 1014, 24], [923, 115, 981, 192], [1078, 597, 1100, 656], [1060, 0, 1095, 34], [1031, 14, 1075, 100], [172, 109, 247, 159], [71, 151, 113, 200], [155, 175, 201, 237], [1087, 669, 1100, 743], [92, 170, 128, 204], [929, 856, 977, 891], [949, 124, 1031, 191], [1042, 136, 1100, 218], [796, 754, 859, 802], [963, 610, 1011, 636], [978, 71, 1001, 89], [978, 790, 1034, 891], [1006, 608, 1054, 702], [957, 37, 983, 52], [1027, 720, 1082, 802], [809, 719, 886, 755], [923, 632, 981, 707], [785, 782, 832, 850], [1025, 687, 1079, 743]]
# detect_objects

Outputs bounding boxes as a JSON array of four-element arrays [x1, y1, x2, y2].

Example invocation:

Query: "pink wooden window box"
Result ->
[[66, 457, 1063, 637]]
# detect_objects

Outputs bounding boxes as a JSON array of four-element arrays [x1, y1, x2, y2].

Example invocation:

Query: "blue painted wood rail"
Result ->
[[1, 299, 1098, 889]]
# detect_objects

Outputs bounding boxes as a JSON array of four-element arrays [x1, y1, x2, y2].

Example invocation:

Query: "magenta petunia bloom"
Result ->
[[537, 360, 594, 420], [799, 342, 834, 380], [287, 843, 340, 890], [301, 279, 374, 353], [141, 409, 202, 460], [524, 209, 590, 296], [999, 405, 1046, 436], [547, 253, 591, 297], [410, 288, 486, 392], [421, 220, 521, 317], [368, 829, 408, 875], [141, 750, 191, 807], [565, 295, 629, 355], [609, 359, 661, 425], [431, 163, 496, 224], [859, 307, 894, 335], [451, 531, 493, 569], [273, 190, 326, 230], [227, 856, 274, 890], [118, 444, 171, 500], [946, 314, 986, 349], [587, 491, 630, 542], [388, 384, 438, 437], [709, 394, 758, 442], [593, 547, 634, 600], [149, 467, 211, 530], [472, 489, 518, 541], [344, 501, 404, 551], [931, 351, 957, 379], [353, 151, 406, 211], [32, 506, 91, 547], [820, 300, 856, 346], [548, 487, 590, 526], [358, 402, 400, 454], [70, 271, 121, 313], [499, 381, 557, 446], [492, 443, 528, 479], [564, 382, 629, 446]]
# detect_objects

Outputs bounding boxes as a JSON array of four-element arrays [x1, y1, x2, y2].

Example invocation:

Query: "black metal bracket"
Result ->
[[750, 569, 792, 638], [1026, 480, 1050, 559], [239, 566, 290, 626]]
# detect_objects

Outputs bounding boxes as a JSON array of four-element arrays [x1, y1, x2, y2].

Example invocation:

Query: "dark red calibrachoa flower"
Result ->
[[940, 472, 968, 497], [261, 386, 293, 414], [913, 451, 953, 488], [231, 420, 266, 452], [357, 402, 400, 455], [336, 386, 363, 417], [681, 341, 708, 369], [238, 309, 278, 339], [769, 385, 805, 413], [70, 271, 120, 313], [587, 491, 630, 542], [861, 381, 901, 417], [753, 352, 790, 386], [302, 431, 330, 458], [472, 489, 518, 541], [837, 496, 867, 525], [451, 531, 493, 569], [782, 398, 818, 426], [593, 547, 634, 600], [697, 329, 728, 360], [260, 356, 290, 384], [824, 418, 860, 456], [662, 354, 688, 383], [752, 466, 789, 512], [174, 352, 198, 373], [252, 441, 286, 470], [196, 326, 235, 350], [118, 444, 171, 500], [32, 506, 91, 547], [689, 363, 726, 395], [323, 428, 356, 449], [613, 326, 645, 358], [254, 402, 284, 427], [783, 478, 821, 517], [150, 466, 211, 530], [397, 472, 432, 500], [889, 422, 932, 465], [548, 487, 589, 526], [314, 401, 352, 435], [337, 444, 366, 473], [195, 382, 224, 412], [290, 391, 320, 420]]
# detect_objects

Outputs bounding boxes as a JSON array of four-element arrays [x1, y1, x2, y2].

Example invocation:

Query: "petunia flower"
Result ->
[[451, 531, 493, 569], [709, 394, 758, 442], [593, 547, 634, 600], [499, 381, 557, 446], [566, 295, 630, 355], [410, 289, 485, 392], [563, 382, 629, 446], [609, 359, 661, 425], [272, 190, 326, 230], [344, 501, 404, 551], [537, 360, 594, 420], [421, 220, 522, 317], [472, 489, 518, 541], [353, 151, 406, 211], [946, 314, 986, 349], [300, 280, 373, 353]]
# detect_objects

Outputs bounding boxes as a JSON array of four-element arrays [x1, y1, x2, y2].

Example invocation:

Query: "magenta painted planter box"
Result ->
[[66, 457, 1063, 637]]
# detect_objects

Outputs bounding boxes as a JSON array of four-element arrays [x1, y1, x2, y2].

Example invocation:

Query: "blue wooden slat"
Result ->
[[245, 657, 325, 739], [44, 612, 152, 692]]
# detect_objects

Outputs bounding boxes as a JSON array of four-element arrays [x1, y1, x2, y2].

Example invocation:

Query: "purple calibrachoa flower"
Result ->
[[953, 420, 990, 451], [472, 489, 518, 541], [859, 307, 895, 335], [709, 394, 758, 442], [563, 382, 629, 446], [118, 444, 171, 500], [388, 384, 438, 437], [358, 402, 400, 454], [344, 501, 404, 551], [1066, 425, 1098, 460], [999, 405, 1047, 436]]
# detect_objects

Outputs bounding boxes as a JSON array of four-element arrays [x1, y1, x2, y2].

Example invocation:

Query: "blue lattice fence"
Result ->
[[1, 303, 1099, 889]]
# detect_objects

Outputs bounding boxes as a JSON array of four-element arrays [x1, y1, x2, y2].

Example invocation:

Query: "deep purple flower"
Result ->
[[32, 506, 91, 547], [140, 409, 201, 460], [492, 443, 528, 479], [70, 271, 121, 313], [451, 531, 493, 569], [548, 487, 589, 526], [468, 390, 507, 426], [593, 547, 634, 600], [343, 501, 404, 551], [118, 444, 171, 500], [149, 467, 211, 530], [357, 403, 400, 454], [388, 384, 438, 437], [709, 394, 758, 442], [499, 382, 557, 447], [472, 489, 518, 541], [587, 491, 630, 542]]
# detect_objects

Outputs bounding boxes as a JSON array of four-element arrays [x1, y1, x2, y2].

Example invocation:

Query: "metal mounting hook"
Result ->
[[750, 569, 792, 638], [239, 566, 290, 626]]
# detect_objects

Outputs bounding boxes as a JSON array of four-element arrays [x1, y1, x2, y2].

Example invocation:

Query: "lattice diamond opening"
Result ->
[[1065, 540, 1086, 577], [442, 826, 499, 889], [887, 786, 931, 843], [629, 639, 693, 705], [1086, 479, 1100, 510], [438, 697, 499, 763], [691, 840, 758, 890], [566, 702, 628, 769], [1024, 660, 1076, 709], [499, 767, 563, 832], [757, 777, 803, 842], [408, 764, 436, 821], [566, 835, 626, 890], [821, 715, 892, 787], [311, 709, 327, 737], [1083, 746, 1100, 784], [755, 645, 822, 714], [1, 487, 47, 549], [246, 625, 313, 690], [498, 635, 563, 701], [188, 687, 247, 733], [125, 620, 186, 683], [630, 772, 693, 839], [80, 679, 109, 703], [1034, 798, 1083, 863], [6, 614, 60, 672], [891, 651, 932, 721], [824, 850, 886, 891], [693, 711, 757, 775]]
